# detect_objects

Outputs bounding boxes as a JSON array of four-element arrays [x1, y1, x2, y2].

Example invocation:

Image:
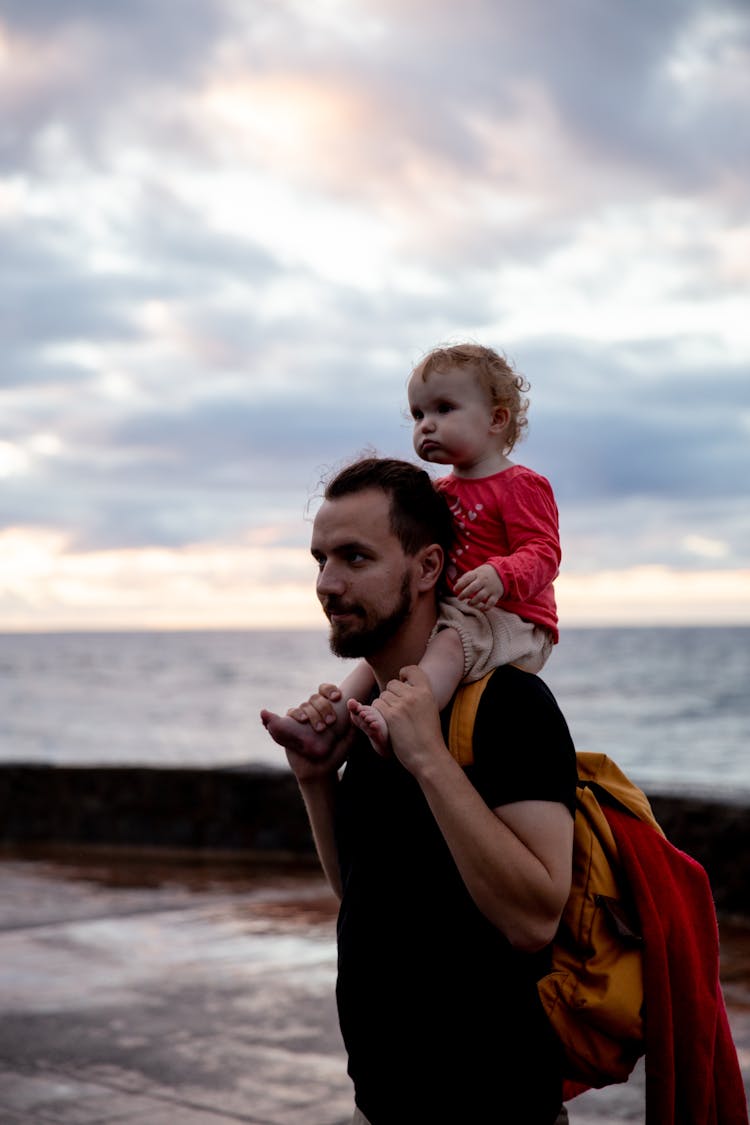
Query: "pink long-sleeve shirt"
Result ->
[[435, 464, 561, 642]]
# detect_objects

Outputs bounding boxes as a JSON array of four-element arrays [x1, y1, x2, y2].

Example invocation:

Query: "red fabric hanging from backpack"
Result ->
[[603, 805, 748, 1125]]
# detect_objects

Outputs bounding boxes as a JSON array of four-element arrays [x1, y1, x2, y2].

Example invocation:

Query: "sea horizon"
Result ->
[[0, 625, 748, 798], [2, 621, 749, 634]]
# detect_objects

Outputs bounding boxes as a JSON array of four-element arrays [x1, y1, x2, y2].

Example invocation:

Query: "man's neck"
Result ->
[[366, 602, 438, 690]]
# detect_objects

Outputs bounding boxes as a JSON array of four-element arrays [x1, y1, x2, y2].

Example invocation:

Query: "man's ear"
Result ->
[[415, 544, 444, 592]]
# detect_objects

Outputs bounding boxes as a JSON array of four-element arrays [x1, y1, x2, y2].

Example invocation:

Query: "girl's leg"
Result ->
[[419, 626, 465, 710], [348, 628, 465, 755]]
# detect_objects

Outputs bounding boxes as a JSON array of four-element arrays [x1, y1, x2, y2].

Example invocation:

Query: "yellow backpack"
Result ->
[[447, 672, 664, 1089]]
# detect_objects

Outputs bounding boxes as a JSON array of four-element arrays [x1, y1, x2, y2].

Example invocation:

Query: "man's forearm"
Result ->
[[298, 774, 343, 900]]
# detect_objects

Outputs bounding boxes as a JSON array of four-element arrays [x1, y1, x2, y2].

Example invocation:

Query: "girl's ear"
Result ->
[[490, 406, 510, 434], [416, 544, 444, 591]]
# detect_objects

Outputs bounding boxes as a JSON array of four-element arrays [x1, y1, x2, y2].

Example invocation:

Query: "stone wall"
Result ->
[[0, 764, 315, 858], [1, 764, 748, 918]]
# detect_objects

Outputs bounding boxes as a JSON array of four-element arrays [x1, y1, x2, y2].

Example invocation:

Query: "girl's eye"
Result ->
[[411, 409, 423, 421], [438, 402, 454, 414]]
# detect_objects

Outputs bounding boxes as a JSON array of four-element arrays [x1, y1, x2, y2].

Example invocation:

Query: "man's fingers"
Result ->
[[377, 666, 432, 712], [318, 683, 342, 701], [379, 679, 409, 701], [397, 664, 428, 686], [287, 694, 337, 731]]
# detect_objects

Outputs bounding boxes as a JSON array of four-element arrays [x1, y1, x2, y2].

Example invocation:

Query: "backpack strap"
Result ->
[[576, 751, 664, 835], [447, 671, 495, 767]]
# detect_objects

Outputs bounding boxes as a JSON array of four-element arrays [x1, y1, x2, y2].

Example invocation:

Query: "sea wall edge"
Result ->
[[0, 763, 747, 919]]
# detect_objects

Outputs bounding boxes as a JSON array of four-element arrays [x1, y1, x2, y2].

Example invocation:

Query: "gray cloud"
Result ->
[[233, 0, 750, 210], [0, 0, 747, 595], [522, 340, 750, 501]]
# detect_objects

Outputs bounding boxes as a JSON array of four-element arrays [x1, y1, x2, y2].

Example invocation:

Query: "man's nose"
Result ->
[[316, 560, 345, 597]]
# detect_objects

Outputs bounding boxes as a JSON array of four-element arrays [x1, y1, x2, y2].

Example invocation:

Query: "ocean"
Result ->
[[0, 626, 747, 797]]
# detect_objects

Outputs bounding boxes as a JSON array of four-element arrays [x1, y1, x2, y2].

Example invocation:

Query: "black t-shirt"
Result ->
[[334, 665, 577, 1125]]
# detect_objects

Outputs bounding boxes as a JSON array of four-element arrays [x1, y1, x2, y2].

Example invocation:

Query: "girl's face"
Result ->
[[408, 365, 508, 476]]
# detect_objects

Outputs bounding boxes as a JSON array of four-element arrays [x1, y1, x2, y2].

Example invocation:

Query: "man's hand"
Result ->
[[453, 563, 504, 610], [287, 683, 343, 733], [260, 701, 353, 780], [371, 665, 446, 775]]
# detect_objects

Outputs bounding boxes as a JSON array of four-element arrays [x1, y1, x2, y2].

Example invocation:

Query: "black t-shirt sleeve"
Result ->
[[463, 666, 578, 815]]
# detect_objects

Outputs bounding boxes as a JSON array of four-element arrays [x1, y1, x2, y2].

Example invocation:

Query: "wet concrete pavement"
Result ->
[[1, 848, 748, 1124]]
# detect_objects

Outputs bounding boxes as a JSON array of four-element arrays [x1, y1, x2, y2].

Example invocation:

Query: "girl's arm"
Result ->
[[487, 474, 561, 603]]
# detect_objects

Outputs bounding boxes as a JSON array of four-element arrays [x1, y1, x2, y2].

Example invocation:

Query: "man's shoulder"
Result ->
[[445, 666, 557, 725], [477, 664, 556, 702], [471, 667, 573, 751], [453, 668, 577, 811], [446, 666, 569, 750]]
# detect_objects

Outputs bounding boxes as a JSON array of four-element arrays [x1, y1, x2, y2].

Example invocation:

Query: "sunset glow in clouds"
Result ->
[[1, 0, 749, 630]]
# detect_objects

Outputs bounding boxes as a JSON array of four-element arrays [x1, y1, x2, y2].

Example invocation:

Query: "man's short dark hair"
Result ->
[[324, 457, 454, 559]]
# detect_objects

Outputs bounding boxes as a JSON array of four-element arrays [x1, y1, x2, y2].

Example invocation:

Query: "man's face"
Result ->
[[311, 488, 416, 659]]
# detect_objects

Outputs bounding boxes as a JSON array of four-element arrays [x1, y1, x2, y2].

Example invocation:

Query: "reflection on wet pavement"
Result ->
[[0, 846, 748, 1124]]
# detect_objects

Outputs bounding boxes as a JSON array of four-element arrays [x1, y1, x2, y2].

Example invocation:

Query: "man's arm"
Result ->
[[371, 666, 574, 952], [261, 706, 355, 901], [296, 773, 344, 900]]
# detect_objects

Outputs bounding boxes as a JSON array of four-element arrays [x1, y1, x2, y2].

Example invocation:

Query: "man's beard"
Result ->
[[327, 573, 413, 659]]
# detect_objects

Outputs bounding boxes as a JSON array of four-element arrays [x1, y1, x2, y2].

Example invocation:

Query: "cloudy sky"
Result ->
[[1, 0, 748, 631]]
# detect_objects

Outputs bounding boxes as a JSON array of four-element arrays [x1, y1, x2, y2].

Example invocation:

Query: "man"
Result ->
[[262, 457, 577, 1124]]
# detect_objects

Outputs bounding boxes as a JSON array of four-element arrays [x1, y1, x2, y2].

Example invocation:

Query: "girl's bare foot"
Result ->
[[260, 710, 340, 759], [261, 683, 351, 761], [347, 699, 391, 757]]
